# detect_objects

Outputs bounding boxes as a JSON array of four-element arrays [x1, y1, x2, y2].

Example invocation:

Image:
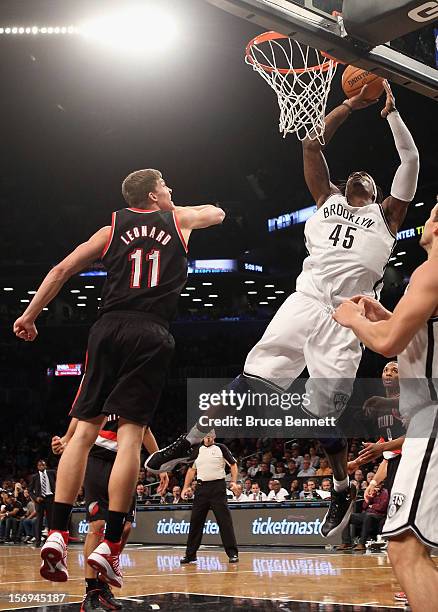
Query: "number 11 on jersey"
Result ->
[[129, 248, 161, 288]]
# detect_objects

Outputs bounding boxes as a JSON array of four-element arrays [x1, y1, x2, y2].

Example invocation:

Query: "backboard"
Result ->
[[207, 0, 438, 99]]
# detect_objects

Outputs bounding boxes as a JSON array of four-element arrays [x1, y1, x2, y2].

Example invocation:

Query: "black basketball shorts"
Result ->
[[84, 455, 136, 524], [70, 311, 175, 426]]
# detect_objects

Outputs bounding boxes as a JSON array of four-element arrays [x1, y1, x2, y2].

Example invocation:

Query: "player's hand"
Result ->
[[332, 300, 363, 328], [51, 436, 66, 455], [347, 460, 361, 474], [381, 80, 396, 119], [344, 85, 379, 111], [157, 472, 169, 496], [229, 482, 239, 496], [350, 295, 392, 322], [358, 441, 384, 463], [364, 482, 377, 503], [13, 316, 38, 342]]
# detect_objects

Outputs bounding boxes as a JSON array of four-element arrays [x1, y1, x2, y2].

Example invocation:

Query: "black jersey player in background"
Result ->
[[52, 416, 168, 611], [13, 168, 225, 587]]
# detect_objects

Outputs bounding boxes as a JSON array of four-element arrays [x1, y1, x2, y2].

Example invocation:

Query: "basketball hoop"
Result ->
[[245, 31, 339, 143]]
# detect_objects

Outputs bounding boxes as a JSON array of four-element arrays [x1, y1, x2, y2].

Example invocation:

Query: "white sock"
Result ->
[[333, 477, 349, 493], [186, 426, 215, 445]]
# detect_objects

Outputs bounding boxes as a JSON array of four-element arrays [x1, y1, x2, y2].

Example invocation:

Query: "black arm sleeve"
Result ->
[[217, 443, 237, 466]]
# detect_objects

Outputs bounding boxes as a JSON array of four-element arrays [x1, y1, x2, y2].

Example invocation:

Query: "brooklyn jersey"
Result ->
[[89, 414, 118, 463], [99, 208, 188, 322], [296, 194, 396, 306], [398, 316, 438, 421]]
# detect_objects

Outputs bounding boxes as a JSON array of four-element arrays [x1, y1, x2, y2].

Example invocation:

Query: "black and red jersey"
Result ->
[[89, 414, 118, 463], [99, 208, 188, 323]]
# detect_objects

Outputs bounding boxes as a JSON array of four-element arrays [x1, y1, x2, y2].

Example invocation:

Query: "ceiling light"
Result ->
[[71, 289, 80, 294], [265, 284, 275, 288], [275, 290, 285, 294], [3, 287, 13, 291], [193, 298, 202, 302], [20, 299, 30, 303], [394, 262, 403, 267], [244, 280, 255, 284], [396, 252, 406, 256], [415, 202, 424, 207], [181, 293, 189, 297], [267, 296, 276, 300], [208, 294, 218, 298], [78, 296, 87, 299], [77, 303, 86, 307], [202, 282, 212, 286], [259, 301, 268, 305], [204, 303, 213, 307], [186, 287, 195, 291], [27, 290, 36, 295], [85, 285, 95, 289], [389, 257, 396, 262], [247, 291, 257, 295]]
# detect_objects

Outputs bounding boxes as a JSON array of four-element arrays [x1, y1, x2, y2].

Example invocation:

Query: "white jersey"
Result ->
[[398, 316, 438, 420], [296, 193, 395, 306]]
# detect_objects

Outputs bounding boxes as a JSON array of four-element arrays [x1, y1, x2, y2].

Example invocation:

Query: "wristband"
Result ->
[[370, 479, 378, 487]]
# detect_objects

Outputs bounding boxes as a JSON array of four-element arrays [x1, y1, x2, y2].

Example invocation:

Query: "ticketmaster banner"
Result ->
[[70, 505, 341, 546]]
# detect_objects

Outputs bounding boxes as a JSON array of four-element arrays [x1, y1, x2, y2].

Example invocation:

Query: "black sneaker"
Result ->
[[145, 434, 196, 474], [80, 590, 106, 612], [321, 483, 357, 538], [180, 556, 197, 565], [228, 556, 239, 563], [98, 582, 122, 610]]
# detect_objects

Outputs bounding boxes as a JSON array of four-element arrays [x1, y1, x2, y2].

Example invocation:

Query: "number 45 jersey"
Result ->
[[99, 208, 188, 323], [296, 194, 396, 307]]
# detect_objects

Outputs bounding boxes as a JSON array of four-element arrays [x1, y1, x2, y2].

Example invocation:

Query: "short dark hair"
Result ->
[[122, 169, 162, 207]]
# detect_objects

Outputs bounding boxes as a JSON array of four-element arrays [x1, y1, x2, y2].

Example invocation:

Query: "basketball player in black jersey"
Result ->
[[52, 417, 167, 611], [13, 168, 225, 587]]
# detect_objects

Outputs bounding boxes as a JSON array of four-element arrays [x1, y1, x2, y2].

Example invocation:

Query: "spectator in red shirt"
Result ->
[[339, 484, 389, 552]]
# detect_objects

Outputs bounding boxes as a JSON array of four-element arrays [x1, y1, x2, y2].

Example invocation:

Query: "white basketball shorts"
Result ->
[[383, 404, 438, 548], [244, 291, 362, 418]]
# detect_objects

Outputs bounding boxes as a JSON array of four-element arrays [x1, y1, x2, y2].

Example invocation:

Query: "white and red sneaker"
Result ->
[[394, 592, 408, 603], [40, 530, 69, 582], [87, 540, 123, 589]]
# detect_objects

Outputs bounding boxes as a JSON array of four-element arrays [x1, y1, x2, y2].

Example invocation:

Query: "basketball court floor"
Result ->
[[0, 544, 414, 611]]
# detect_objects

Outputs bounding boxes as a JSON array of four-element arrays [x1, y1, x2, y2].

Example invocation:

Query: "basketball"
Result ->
[[342, 65, 385, 100]]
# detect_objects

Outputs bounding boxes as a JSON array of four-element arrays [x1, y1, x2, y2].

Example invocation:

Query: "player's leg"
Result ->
[[87, 317, 174, 587], [388, 533, 438, 609], [147, 292, 313, 473], [41, 320, 117, 583], [304, 311, 362, 537]]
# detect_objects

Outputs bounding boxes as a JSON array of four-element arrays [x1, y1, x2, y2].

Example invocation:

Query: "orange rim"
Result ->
[[245, 31, 340, 74]]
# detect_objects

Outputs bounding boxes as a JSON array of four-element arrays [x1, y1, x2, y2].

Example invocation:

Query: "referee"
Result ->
[[180, 433, 239, 564]]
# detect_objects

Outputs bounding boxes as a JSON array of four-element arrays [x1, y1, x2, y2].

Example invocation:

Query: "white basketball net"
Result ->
[[246, 34, 338, 143]]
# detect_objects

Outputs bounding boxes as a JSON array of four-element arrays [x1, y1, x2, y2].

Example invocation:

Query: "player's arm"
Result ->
[[51, 418, 79, 455], [302, 86, 377, 208], [358, 436, 405, 464], [333, 260, 438, 356], [13, 226, 110, 341], [175, 204, 225, 230], [380, 82, 419, 234]]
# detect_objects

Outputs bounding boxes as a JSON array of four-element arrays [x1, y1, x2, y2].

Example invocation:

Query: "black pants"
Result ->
[[186, 480, 238, 558], [35, 496, 54, 545], [342, 512, 385, 545]]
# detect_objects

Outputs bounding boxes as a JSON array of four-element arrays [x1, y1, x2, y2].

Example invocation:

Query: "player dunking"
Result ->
[[147, 82, 419, 537], [333, 203, 438, 610], [13, 169, 225, 586]]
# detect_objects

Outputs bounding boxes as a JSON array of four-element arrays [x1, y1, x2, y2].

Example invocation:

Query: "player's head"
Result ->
[[420, 203, 438, 251], [345, 171, 379, 207], [122, 169, 173, 210], [382, 361, 399, 388], [203, 432, 216, 446]]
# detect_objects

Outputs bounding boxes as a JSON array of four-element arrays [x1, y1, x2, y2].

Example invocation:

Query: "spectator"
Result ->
[[297, 459, 316, 477], [339, 485, 389, 552], [354, 469, 365, 487], [230, 484, 248, 502], [317, 478, 333, 500], [170, 486, 183, 504], [246, 482, 267, 502], [299, 482, 309, 500], [316, 458, 333, 476], [242, 478, 253, 497], [254, 463, 273, 494], [136, 484, 150, 505], [246, 457, 260, 478], [308, 447, 320, 469], [184, 487, 194, 502], [273, 462, 286, 480], [290, 445, 304, 469], [28, 459, 56, 548], [289, 480, 301, 500], [137, 468, 148, 485], [18, 489, 36, 543], [0, 493, 23, 543], [304, 479, 322, 500], [267, 480, 289, 502]]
